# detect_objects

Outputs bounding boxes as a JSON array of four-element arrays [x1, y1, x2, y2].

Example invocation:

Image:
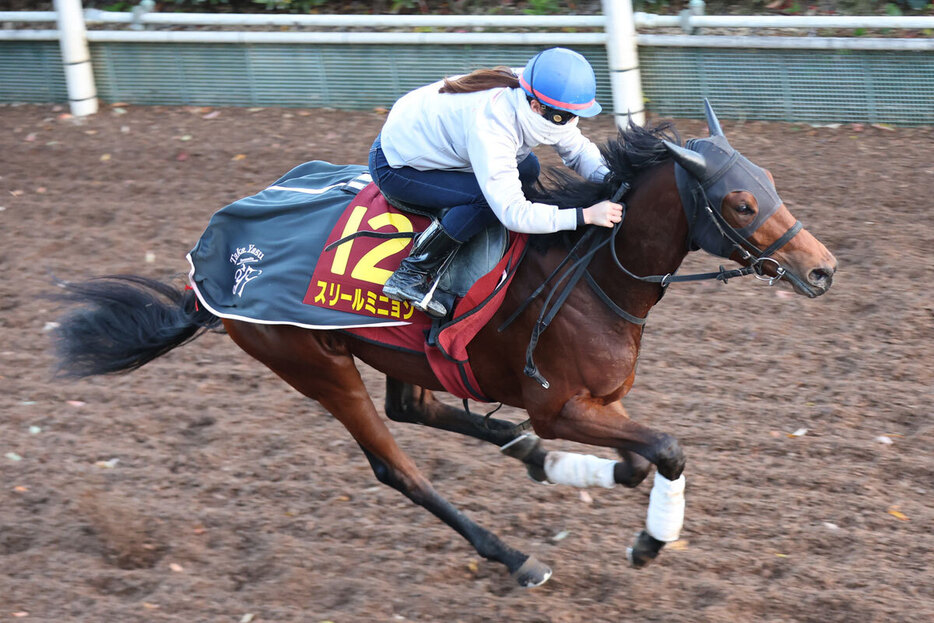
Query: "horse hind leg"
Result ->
[[315, 371, 552, 587], [384, 377, 548, 482], [356, 444, 550, 587], [225, 323, 551, 586]]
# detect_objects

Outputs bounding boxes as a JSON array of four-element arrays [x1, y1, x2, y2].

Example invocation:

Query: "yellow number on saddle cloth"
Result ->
[[330, 205, 368, 277], [329, 206, 414, 286], [307, 196, 426, 321]]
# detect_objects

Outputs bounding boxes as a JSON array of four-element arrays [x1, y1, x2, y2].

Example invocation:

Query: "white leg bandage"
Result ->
[[543, 451, 617, 489], [645, 471, 686, 542]]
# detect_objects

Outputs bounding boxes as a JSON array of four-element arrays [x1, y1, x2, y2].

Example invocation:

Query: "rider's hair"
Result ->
[[439, 66, 520, 94]]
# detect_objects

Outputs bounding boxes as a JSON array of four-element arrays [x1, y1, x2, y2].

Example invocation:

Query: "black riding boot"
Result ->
[[383, 220, 462, 318]]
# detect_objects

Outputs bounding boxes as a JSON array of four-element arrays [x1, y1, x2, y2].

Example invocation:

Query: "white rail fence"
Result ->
[[2, 0, 934, 121]]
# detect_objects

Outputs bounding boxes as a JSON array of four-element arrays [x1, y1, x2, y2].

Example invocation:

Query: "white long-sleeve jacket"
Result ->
[[379, 80, 610, 234]]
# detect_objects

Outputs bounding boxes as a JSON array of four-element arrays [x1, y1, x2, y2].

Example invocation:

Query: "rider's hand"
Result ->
[[583, 200, 623, 228]]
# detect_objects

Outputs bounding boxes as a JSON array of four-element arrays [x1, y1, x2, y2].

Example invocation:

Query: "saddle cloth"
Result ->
[[186, 160, 528, 400]]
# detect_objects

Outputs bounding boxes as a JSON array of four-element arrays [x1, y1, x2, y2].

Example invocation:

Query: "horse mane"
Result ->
[[526, 119, 681, 251]]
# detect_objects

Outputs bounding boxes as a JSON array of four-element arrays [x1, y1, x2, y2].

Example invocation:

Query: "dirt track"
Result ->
[[1, 102, 932, 622]]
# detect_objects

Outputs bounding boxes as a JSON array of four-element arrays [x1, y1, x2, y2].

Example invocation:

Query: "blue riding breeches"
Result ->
[[368, 134, 540, 243]]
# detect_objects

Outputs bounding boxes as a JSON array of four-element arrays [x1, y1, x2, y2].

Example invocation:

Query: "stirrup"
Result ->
[[413, 276, 447, 318]]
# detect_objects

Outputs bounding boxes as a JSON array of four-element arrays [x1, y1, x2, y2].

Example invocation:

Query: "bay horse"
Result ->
[[53, 103, 837, 587]]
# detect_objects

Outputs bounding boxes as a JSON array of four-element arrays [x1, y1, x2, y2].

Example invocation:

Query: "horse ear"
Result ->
[[664, 140, 708, 180], [703, 98, 724, 137]]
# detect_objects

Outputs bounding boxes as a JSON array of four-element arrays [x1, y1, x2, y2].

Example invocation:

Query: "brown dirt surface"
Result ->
[[1, 102, 932, 622]]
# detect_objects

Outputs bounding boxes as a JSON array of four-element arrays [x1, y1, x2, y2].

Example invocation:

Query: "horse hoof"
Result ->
[[626, 530, 665, 569], [512, 555, 552, 588]]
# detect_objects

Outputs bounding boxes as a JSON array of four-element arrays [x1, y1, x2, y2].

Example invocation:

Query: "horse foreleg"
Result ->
[[533, 395, 686, 569], [383, 380, 659, 489], [384, 377, 549, 482]]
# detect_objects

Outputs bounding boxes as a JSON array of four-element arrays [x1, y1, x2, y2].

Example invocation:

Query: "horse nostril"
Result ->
[[808, 267, 833, 289]]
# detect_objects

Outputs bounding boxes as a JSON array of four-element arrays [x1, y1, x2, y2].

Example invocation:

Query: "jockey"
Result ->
[[369, 47, 623, 318]]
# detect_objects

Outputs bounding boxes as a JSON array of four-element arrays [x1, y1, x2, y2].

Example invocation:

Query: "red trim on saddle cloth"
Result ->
[[183, 284, 199, 311], [346, 232, 528, 402]]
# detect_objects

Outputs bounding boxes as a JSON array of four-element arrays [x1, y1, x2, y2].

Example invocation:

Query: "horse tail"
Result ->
[[53, 275, 222, 378]]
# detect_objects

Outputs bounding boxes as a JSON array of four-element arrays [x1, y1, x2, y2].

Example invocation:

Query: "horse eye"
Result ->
[[736, 202, 754, 215]]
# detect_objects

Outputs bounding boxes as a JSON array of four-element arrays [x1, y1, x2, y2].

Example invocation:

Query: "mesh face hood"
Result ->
[[674, 135, 783, 258]]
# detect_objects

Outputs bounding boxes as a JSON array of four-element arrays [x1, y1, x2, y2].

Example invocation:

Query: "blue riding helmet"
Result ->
[[519, 47, 602, 118]]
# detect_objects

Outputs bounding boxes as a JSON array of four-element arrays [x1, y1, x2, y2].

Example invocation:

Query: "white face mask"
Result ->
[[515, 92, 578, 145]]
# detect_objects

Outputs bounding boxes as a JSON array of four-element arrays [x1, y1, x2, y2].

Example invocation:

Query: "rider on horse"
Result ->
[[369, 47, 624, 318]]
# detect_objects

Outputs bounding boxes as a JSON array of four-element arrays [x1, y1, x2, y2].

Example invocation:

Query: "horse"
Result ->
[[52, 102, 837, 587]]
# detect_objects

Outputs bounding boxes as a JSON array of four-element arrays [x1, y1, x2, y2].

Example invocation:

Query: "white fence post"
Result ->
[[54, 0, 97, 116], [602, 0, 645, 127]]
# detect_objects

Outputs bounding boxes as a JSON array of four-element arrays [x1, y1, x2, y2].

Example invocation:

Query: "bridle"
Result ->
[[689, 183, 808, 290], [507, 170, 809, 389], [627, 178, 809, 291]]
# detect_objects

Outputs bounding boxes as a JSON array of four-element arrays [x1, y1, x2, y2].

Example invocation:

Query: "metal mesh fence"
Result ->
[[639, 46, 934, 125], [0, 41, 68, 103], [86, 43, 613, 111], [1, 40, 932, 124]]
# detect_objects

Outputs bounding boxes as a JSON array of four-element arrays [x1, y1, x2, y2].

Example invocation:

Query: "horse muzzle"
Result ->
[[806, 262, 836, 295], [782, 257, 837, 298], [749, 251, 836, 298]]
